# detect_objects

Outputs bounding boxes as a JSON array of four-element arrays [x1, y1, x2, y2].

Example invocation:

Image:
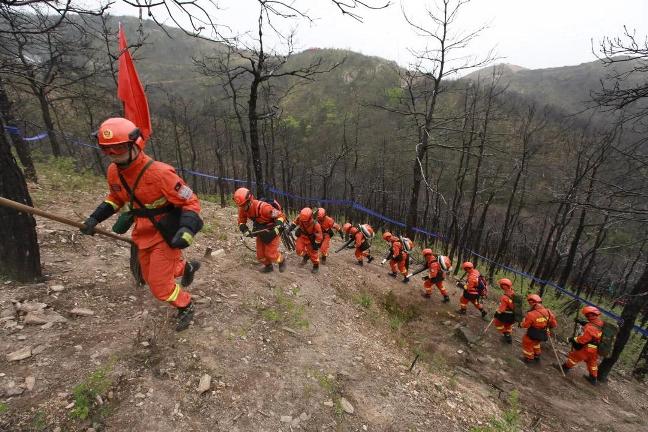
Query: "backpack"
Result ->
[[399, 235, 414, 253], [259, 197, 282, 212], [594, 321, 619, 358], [512, 294, 524, 323], [438, 255, 451, 272], [476, 275, 489, 298], [358, 224, 374, 240]]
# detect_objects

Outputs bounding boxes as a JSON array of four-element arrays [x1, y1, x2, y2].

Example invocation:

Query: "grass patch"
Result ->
[[0, 403, 7, 415], [258, 288, 309, 329], [470, 391, 521, 432], [354, 292, 373, 309], [383, 290, 420, 331], [312, 371, 345, 418], [71, 361, 114, 422], [30, 411, 47, 431]]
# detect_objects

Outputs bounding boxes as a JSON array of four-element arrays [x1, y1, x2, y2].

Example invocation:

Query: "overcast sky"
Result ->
[[108, 0, 647, 71]]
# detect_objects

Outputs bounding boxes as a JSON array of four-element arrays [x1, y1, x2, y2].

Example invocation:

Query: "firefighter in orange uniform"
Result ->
[[233, 188, 286, 273], [457, 262, 487, 318], [80, 118, 203, 332], [316, 208, 340, 264], [420, 249, 451, 302], [381, 232, 410, 283], [342, 223, 375, 265], [520, 294, 558, 363], [560, 306, 604, 385], [289, 207, 323, 273], [493, 278, 515, 343]]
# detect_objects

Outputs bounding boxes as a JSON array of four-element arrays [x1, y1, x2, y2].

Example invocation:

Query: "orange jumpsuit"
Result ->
[[349, 225, 373, 263], [459, 269, 483, 312], [520, 304, 557, 361], [424, 256, 448, 297], [317, 215, 339, 258], [104, 153, 201, 308], [493, 293, 515, 336], [293, 217, 323, 264], [238, 200, 285, 266], [565, 318, 603, 378], [388, 238, 409, 276]]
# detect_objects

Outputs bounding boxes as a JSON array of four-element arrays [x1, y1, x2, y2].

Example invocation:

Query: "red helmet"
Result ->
[[527, 294, 542, 304], [498, 278, 513, 289], [342, 223, 352, 233], [422, 248, 433, 257], [96, 117, 144, 150], [233, 188, 253, 207], [317, 208, 326, 220], [462, 261, 474, 270], [382, 232, 392, 241], [299, 207, 314, 223], [581, 306, 601, 316]]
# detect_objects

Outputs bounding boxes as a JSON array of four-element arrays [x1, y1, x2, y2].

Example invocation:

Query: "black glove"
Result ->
[[171, 227, 194, 249], [239, 224, 249, 234], [574, 318, 587, 326], [494, 311, 502, 320], [312, 242, 321, 251], [457, 281, 465, 289], [80, 216, 99, 235], [295, 227, 303, 237]]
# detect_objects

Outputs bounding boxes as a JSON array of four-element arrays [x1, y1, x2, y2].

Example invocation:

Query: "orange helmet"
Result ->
[[498, 278, 513, 289], [233, 188, 253, 207], [298, 207, 314, 223], [422, 248, 433, 257], [96, 117, 144, 150], [342, 223, 352, 233], [527, 294, 542, 304], [581, 306, 601, 316], [462, 261, 474, 270], [382, 231, 392, 241], [317, 208, 326, 220]]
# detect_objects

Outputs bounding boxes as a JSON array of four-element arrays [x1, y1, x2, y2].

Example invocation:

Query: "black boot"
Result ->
[[481, 309, 488, 319], [311, 263, 319, 274], [175, 302, 195, 332], [356, 260, 364, 266], [321, 256, 327, 264], [583, 374, 597, 385], [181, 260, 201, 287], [457, 308, 466, 315], [402, 276, 410, 283], [442, 295, 450, 303], [534, 355, 541, 363], [388, 271, 397, 278], [278, 259, 287, 273], [260, 264, 274, 273], [300, 256, 308, 266], [367, 256, 374, 263], [503, 334, 512, 344]]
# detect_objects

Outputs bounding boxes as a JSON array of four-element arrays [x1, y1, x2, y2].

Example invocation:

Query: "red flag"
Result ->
[[117, 23, 152, 141]]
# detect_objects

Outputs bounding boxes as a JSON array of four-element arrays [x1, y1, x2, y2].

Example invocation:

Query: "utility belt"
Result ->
[[462, 290, 479, 301], [253, 221, 278, 244], [323, 228, 335, 237], [358, 240, 371, 252], [494, 310, 515, 324], [526, 326, 548, 342]]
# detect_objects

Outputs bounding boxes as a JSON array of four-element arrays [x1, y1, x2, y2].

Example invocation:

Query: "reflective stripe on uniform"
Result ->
[[566, 358, 576, 366], [165, 283, 181, 303], [105, 200, 120, 210], [145, 196, 168, 209], [587, 344, 598, 349], [523, 350, 534, 356]]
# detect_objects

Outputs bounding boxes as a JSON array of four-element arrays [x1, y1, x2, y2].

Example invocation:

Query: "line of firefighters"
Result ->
[[78, 118, 604, 387]]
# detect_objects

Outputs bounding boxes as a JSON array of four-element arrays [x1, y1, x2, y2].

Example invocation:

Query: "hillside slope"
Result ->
[[0, 167, 647, 431]]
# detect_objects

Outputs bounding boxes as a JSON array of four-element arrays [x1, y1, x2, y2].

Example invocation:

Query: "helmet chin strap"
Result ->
[[117, 142, 138, 167]]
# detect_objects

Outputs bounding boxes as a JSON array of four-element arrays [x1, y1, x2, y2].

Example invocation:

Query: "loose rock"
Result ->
[[340, 397, 355, 414], [7, 346, 32, 361], [70, 308, 95, 317], [198, 374, 212, 394]]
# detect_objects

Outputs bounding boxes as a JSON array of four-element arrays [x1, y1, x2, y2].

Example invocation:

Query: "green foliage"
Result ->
[[259, 288, 309, 328], [354, 292, 373, 309], [470, 391, 521, 432], [32, 157, 101, 204], [0, 403, 7, 415], [71, 362, 113, 421], [383, 291, 420, 330], [30, 411, 47, 431]]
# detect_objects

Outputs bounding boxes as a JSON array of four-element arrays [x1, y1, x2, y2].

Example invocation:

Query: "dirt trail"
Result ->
[[1, 179, 647, 431]]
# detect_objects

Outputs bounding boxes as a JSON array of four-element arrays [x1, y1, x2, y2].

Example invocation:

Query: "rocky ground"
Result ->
[[1, 172, 647, 431]]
